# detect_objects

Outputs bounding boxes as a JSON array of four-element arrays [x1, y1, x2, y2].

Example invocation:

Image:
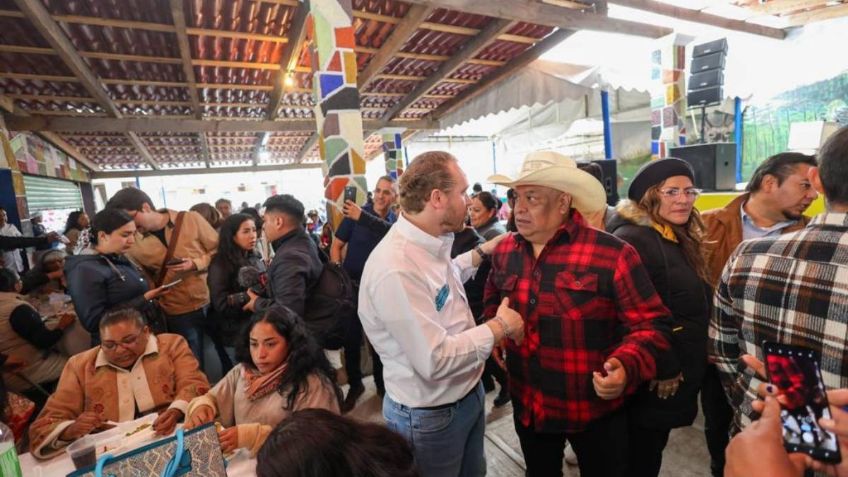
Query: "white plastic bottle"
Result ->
[[0, 421, 22, 477]]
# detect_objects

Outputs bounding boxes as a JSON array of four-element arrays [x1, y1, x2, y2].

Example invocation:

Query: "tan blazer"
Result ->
[[29, 334, 210, 459], [127, 210, 219, 315]]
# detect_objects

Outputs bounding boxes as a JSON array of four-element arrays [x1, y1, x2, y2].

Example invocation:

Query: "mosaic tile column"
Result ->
[[650, 34, 690, 160], [379, 127, 405, 179], [0, 115, 30, 230], [309, 0, 367, 228]]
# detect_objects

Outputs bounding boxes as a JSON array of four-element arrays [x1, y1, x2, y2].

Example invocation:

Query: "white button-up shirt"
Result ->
[[94, 335, 188, 421], [359, 214, 495, 408]]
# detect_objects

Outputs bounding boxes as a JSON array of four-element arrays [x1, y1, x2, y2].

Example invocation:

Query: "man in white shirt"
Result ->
[[0, 206, 24, 274], [359, 151, 525, 477]]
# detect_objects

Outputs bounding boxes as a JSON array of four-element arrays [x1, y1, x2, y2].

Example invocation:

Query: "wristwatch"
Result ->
[[474, 244, 489, 261]]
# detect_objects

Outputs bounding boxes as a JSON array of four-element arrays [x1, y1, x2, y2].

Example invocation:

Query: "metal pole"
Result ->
[[601, 90, 613, 160], [491, 140, 497, 174], [734, 96, 743, 183]]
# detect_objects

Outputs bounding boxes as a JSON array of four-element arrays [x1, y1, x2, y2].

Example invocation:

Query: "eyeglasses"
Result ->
[[658, 188, 702, 199], [101, 331, 143, 351]]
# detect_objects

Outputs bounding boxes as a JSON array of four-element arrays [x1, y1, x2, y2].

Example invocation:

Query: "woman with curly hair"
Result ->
[[184, 306, 341, 455], [62, 210, 90, 255]]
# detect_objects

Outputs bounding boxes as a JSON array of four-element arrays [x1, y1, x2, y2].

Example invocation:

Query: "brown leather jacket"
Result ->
[[702, 193, 809, 287]]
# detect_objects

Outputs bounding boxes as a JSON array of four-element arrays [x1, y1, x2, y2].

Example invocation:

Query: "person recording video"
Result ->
[[208, 214, 267, 374]]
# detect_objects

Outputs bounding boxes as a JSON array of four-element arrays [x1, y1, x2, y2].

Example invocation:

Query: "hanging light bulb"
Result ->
[[283, 72, 295, 88]]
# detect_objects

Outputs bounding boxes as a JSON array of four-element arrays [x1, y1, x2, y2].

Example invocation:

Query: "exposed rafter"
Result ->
[[608, 0, 786, 38], [296, 133, 319, 164], [381, 18, 514, 123], [4, 116, 440, 134], [358, 5, 434, 89], [266, 2, 310, 121], [169, 0, 210, 168], [431, 28, 577, 119], [784, 2, 848, 26], [0, 94, 101, 172], [13, 0, 158, 169], [401, 0, 672, 37], [91, 162, 323, 179], [744, 0, 830, 16]]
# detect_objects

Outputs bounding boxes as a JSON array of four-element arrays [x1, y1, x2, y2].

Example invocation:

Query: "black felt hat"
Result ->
[[628, 158, 695, 201]]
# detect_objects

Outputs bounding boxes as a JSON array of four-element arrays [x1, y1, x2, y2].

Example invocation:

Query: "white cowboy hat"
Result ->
[[488, 151, 607, 214]]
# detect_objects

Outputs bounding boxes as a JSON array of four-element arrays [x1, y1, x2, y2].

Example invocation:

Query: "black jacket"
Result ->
[[451, 227, 488, 321], [608, 202, 710, 429], [255, 228, 323, 318], [65, 251, 155, 342], [0, 235, 48, 251], [207, 251, 266, 338]]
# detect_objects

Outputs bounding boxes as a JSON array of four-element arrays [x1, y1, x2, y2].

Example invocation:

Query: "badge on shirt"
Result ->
[[435, 284, 449, 312]]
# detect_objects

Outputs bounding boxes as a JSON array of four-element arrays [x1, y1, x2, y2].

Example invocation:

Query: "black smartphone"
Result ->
[[344, 185, 357, 203], [762, 341, 842, 463], [166, 257, 184, 266]]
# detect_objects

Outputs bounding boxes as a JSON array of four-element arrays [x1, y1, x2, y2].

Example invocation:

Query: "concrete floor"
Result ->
[[345, 379, 713, 477]]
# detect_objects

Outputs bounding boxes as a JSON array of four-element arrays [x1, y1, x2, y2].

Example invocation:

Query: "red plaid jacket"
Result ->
[[483, 213, 672, 432]]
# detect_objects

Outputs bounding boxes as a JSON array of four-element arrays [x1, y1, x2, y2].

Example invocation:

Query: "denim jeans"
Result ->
[[383, 382, 486, 477], [165, 308, 205, 367]]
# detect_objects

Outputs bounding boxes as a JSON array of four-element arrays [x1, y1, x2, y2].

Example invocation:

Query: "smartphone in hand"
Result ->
[[344, 185, 357, 203], [160, 279, 183, 290], [166, 258, 184, 267], [763, 341, 842, 463]]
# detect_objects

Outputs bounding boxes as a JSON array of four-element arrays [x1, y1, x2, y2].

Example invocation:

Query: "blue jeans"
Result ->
[[165, 308, 205, 367], [383, 382, 486, 477]]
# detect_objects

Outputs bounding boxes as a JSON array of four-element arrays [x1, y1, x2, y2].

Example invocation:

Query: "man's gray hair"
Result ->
[[99, 308, 146, 331]]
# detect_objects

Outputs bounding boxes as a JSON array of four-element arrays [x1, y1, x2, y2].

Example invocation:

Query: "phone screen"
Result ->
[[763, 341, 841, 463], [161, 279, 183, 289]]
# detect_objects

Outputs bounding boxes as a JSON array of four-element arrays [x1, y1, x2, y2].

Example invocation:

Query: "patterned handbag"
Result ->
[[67, 423, 227, 477]]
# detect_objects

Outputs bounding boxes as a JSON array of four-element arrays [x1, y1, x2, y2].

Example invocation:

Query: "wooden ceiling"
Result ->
[[0, 0, 838, 177]]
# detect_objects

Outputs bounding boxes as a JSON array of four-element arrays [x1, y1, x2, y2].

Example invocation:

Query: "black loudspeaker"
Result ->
[[590, 159, 620, 206], [688, 69, 723, 90], [691, 52, 726, 73], [669, 143, 736, 191], [688, 86, 723, 106], [693, 38, 728, 58]]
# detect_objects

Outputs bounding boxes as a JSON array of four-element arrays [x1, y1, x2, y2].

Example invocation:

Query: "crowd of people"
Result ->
[[0, 125, 848, 477]]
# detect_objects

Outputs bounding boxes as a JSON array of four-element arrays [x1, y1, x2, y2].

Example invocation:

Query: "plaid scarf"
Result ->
[[242, 363, 287, 401]]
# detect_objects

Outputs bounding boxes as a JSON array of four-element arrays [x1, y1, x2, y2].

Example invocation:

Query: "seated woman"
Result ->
[[185, 306, 341, 456], [20, 249, 67, 296], [28, 308, 210, 459], [256, 408, 418, 477], [0, 269, 71, 408]]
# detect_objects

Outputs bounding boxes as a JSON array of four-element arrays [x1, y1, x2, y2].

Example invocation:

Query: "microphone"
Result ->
[[237, 266, 266, 295]]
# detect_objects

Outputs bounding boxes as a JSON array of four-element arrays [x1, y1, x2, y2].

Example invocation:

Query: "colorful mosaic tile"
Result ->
[[651, 35, 689, 161]]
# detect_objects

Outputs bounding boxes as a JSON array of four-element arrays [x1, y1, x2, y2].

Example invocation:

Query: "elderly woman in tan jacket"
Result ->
[[185, 306, 341, 456], [29, 308, 209, 459]]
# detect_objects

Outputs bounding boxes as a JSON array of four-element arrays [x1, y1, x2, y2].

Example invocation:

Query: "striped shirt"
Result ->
[[709, 212, 848, 434]]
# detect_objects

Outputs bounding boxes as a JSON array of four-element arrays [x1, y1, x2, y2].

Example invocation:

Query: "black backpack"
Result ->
[[303, 257, 357, 350]]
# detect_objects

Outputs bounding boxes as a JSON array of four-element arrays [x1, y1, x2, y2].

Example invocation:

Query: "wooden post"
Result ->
[[309, 0, 367, 228]]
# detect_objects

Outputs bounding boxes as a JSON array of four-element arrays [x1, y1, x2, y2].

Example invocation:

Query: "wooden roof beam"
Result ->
[[608, 0, 786, 38], [745, 0, 831, 16], [401, 0, 672, 37], [5, 116, 439, 133], [380, 18, 514, 123], [169, 0, 209, 169], [296, 133, 319, 164], [432, 28, 577, 119], [358, 5, 434, 89], [91, 162, 322, 179], [12, 0, 162, 170], [784, 3, 848, 26]]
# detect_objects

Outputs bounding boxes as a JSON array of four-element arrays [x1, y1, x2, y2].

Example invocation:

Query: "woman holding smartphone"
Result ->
[[607, 158, 711, 477], [65, 209, 169, 344], [207, 213, 266, 374]]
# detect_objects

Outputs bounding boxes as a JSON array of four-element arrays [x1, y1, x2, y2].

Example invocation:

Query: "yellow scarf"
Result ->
[[651, 223, 678, 243]]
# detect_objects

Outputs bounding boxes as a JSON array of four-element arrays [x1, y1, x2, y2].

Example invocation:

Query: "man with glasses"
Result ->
[[700, 152, 818, 477], [330, 176, 398, 412], [29, 308, 209, 459]]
